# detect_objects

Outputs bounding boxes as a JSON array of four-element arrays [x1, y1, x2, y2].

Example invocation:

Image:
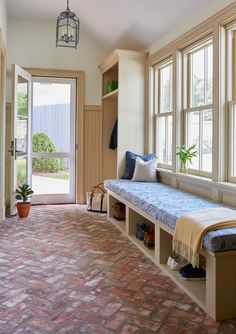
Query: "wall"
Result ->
[[0, 0, 7, 43], [0, 0, 7, 221], [84, 106, 102, 196], [148, 0, 235, 55], [7, 19, 108, 105]]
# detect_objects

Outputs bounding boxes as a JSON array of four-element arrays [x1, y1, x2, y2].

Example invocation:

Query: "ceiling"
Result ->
[[5, 0, 231, 51]]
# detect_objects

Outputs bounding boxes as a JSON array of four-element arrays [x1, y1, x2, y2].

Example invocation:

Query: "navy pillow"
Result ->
[[122, 151, 156, 180]]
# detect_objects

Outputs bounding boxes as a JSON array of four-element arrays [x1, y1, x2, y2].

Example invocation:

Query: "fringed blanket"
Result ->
[[173, 208, 236, 267]]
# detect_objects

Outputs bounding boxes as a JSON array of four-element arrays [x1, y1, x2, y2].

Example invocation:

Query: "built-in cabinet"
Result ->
[[99, 49, 147, 180], [107, 189, 236, 321]]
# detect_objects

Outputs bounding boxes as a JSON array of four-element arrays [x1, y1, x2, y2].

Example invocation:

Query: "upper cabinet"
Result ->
[[99, 49, 147, 181]]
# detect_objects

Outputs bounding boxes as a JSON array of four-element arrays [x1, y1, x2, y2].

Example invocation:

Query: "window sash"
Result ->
[[187, 44, 213, 108], [228, 101, 236, 182], [153, 60, 173, 168], [155, 114, 173, 167], [184, 106, 213, 176], [154, 63, 173, 115]]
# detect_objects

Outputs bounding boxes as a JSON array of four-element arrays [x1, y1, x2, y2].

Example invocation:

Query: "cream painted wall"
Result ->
[[148, 0, 235, 54], [0, 0, 7, 221], [0, 0, 7, 44], [7, 19, 108, 105]]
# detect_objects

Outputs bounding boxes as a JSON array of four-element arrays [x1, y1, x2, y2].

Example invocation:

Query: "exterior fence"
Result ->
[[32, 104, 70, 152]]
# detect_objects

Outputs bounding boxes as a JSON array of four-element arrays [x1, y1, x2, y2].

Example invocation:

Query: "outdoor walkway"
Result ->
[[32, 175, 69, 194]]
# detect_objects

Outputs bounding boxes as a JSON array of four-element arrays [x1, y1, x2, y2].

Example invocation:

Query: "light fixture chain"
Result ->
[[67, 0, 69, 10]]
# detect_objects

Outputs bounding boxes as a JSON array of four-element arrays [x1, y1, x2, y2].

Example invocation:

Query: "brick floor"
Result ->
[[0, 204, 234, 333]]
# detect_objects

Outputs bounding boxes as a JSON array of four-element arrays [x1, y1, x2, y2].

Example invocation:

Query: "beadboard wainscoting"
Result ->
[[84, 105, 103, 199]]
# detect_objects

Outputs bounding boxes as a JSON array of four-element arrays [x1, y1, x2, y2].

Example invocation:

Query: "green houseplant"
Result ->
[[15, 184, 34, 218], [176, 144, 197, 172]]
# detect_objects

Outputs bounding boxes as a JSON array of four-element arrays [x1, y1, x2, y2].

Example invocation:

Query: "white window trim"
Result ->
[[153, 60, 173, 168]]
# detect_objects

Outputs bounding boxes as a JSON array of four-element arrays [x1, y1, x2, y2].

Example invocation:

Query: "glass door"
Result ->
[[31, 77, 76, 204], [10, 65, 32, 214]]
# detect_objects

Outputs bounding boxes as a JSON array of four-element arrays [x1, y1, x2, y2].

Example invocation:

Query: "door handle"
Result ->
[[8, 139, 24, 159], [8, 140, 14, 156]]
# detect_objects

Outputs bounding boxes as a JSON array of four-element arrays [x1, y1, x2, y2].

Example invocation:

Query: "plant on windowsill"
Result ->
[[15, 184, 34, 218], [176, 144, 197, 173]]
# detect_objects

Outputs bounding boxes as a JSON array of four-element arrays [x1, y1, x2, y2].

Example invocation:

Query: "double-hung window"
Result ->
[[183, 39, 213, 176], [227, 24, 236, 182], [154, 60, 173, 168]]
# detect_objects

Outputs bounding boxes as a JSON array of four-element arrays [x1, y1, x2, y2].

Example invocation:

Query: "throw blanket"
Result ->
[[173, 208, 236, 267]]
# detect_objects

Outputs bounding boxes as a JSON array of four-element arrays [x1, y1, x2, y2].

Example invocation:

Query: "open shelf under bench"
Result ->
[[106, 188, 236, 321]]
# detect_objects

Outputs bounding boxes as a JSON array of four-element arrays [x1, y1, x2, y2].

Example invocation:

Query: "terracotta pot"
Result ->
[[16, 202, 31, 218]]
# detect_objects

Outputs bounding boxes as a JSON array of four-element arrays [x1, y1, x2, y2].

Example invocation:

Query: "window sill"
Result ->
[[157, 167, 212, 183], [157, 168, 236, 195]]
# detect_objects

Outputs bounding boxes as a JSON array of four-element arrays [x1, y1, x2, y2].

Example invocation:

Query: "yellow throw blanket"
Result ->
[[173, 207, 236, 267]]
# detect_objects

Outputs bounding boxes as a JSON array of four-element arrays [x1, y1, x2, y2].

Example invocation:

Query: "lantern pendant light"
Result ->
[[56, 0, 80, 49]]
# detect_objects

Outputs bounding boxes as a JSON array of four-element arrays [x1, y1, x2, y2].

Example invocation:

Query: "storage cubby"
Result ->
[[157, 227, 206, 307], [99, 49, 147, 181], [108, 194, 127, 234], [102, 64, 118, 97], [128, 208, 155, 261]]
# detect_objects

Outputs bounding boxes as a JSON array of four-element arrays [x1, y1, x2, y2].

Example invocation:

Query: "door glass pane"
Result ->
[[157, 117, 166, 163], [32, 78, 75, 198], [32, 82, 71, 153], [187, 111, 199, 170], [17, 157, 27, 186], [160, 64, 172, 113], [18, 75, 28, 117], [16, 75, 29, 185], [32, 158, 70, 195], [192, 49, 205, 107], [202, 109, 213, 172], [16, 117, 28, 155]]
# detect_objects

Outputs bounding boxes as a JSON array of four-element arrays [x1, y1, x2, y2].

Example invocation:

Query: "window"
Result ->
[[154, 61, 173, 167], [183, 40, 213, 175], [227, 25, 236, 181]]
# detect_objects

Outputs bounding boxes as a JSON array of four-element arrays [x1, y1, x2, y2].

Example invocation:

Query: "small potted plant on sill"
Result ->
[[176, 144, 197, 173], [15, 184, 34, 218]]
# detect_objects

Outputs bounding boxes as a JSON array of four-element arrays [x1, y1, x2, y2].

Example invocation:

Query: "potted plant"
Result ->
[[15, 184, 34, 218], [176, 144, 197, 173]]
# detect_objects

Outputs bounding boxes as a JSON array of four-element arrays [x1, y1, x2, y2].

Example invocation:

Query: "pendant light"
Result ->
[[56, 0, 80, 49]]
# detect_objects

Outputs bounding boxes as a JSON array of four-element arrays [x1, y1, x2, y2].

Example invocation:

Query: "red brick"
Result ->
[[105, 312, 130, 330]]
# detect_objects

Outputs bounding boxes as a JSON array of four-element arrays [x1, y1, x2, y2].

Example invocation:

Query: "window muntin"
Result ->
[[154, 61, 173, 167], [184, 40, 213, 175]]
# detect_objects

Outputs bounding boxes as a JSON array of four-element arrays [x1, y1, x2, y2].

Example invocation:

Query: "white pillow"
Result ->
[[132, 157, 158, 182]]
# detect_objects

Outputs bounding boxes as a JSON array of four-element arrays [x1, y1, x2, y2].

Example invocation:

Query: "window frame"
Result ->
[[183, 38, 213, 177], [227, 24, 236, 183], [153, 59, 173, 169]]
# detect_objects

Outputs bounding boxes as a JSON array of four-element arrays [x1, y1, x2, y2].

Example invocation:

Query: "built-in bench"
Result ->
[[105, 179, 236, 321]]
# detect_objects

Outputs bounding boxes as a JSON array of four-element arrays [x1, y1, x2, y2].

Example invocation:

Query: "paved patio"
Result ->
[[32, 175, 69, 195]]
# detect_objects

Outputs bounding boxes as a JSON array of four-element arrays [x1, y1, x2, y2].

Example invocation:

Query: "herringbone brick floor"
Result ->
[[0, 205, 235, 333]]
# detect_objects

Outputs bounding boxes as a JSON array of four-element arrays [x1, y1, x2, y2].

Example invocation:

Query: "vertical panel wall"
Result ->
[[84, 105, 103, 197]]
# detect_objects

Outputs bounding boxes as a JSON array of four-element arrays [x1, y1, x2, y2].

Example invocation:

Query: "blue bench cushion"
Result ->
[[105, 179, 236, 252]]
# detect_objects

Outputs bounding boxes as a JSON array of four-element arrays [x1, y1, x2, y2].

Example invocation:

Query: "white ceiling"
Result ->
[[5, 0, 233, 51]]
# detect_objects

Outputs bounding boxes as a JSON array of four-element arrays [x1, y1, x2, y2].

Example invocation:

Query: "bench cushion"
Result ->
[[105, 179, 236, 252]]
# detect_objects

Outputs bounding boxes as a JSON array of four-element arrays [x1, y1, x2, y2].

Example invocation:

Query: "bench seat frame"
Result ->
[[107, 189, 236, 321]]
